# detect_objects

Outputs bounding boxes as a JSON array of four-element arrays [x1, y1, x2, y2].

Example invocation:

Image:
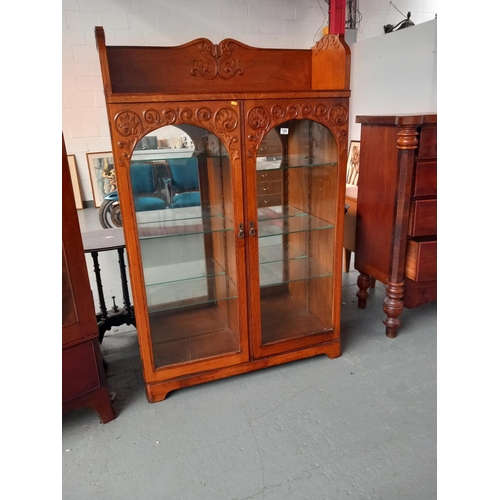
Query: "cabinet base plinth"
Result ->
[[144, 341, 341, 403], [63, 386, 116, 423]]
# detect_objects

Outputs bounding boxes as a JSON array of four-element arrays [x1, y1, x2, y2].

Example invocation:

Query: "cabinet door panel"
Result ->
[[246, 115, 340, 358], [126, 122, 249, 377]]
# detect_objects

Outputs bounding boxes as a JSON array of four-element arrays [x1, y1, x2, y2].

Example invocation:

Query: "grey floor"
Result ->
[[62, 207, 437, 500]]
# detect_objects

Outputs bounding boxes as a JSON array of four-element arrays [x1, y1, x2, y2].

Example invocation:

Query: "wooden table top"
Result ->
[[81, 228, 125, 252]]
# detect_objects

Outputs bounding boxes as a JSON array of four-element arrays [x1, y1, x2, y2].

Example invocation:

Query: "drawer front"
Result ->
[[256, 169, 282, 182], [417, 126, 437, 159], [258, 135, 282, 156], [405, 239, 437, 282], [409, 199, 437, 237], [257, 194, 282, 208], [256, 180, 282, 196], [413, 161, 437, 197]]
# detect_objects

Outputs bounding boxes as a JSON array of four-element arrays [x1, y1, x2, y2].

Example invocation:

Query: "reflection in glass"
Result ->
[[131, 125, 240, 368], [256, 120, 339, 346]]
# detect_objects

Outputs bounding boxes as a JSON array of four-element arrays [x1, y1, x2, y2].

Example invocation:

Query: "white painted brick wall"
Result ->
[[62, 0, 437, 202]]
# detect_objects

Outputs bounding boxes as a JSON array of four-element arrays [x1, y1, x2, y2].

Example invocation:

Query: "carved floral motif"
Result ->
[[246, 102, 349, 158], [112, 105, 241, 166], [312, 35, 341, 55], [191, 39, 244, 80]]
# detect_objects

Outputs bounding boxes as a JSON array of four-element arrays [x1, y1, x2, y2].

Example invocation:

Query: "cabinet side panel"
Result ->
[[355, 125, 399, 279], [62, 246, 78, 327], [62, 340, 100, 401], [62, 136, 99, 346]]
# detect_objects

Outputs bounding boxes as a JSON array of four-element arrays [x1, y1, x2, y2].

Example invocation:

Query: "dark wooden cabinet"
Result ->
[[62, 136, 116, 423], [95, 28, 351, 402], [354, 114, 437, 338]]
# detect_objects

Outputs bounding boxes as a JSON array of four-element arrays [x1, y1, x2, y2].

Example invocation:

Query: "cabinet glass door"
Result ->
[[254, 120, 338, 351], [130, 125, 242, 369]]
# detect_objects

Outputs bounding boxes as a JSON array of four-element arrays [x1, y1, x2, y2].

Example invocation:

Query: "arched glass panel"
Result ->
[[256, 119, 338, 345], [131, 125, 240, 368]]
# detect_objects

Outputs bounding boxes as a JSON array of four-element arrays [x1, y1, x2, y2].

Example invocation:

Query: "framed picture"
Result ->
[[86, 152, 117, 208], [67, 155, 83, 210], [346, 140, 360, 186]]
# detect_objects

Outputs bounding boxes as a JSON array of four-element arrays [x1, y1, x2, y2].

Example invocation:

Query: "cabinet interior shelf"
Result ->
[[147, 274, 237, 313], [259, 257, 332, 288], [137, 207, 232, 240], [144, 258, 227, 287], [258, 212, 333, 237], [136, 205, 333, 240], [256, 155, 338, 170]]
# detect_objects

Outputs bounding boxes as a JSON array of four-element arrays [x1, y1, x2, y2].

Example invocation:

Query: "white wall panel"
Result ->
[[61, 0, 438, 202], [349, 19, 437, 142]]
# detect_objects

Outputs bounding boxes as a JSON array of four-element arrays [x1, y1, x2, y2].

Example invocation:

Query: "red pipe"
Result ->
[[329, 0, 345, 35]]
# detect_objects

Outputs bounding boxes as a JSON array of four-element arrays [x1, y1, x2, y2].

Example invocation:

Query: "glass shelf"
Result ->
[[257, 205, 309, 222], [258, 242, 307, 265], [137, 205, 227, 225], [259, 256, 332, 288], [256, 155, 337, 171], [136, 206, 233, 240], [143, 258, 227, 287], [131, 151, 230, 162], [146, 274, 237, 313], [258, 212, 333, 238]]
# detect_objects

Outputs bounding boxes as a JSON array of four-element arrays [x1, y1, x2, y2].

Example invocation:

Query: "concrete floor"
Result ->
[[62, 207, 437, 500]]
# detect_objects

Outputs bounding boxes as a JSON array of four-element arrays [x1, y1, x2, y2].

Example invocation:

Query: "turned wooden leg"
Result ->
[[356, 272, 371, 308], [343, 248, 352, 272], [383, 281, 405, 338]]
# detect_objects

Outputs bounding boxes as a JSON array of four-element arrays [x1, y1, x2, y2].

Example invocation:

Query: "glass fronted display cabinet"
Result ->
[[95, 27, 351, 402]]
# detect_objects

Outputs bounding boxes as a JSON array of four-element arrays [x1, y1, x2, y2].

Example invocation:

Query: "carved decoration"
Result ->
[[396, 126, 419, 150], [245, 101, 349, 159], [312, 34, 341, 55], [112, 105, 241, 166], [191, 39, 244, 80]]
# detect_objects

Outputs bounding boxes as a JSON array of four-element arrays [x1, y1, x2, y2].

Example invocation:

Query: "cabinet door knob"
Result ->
[[238, 223, 245, 239], [249, 221, 256, 236]]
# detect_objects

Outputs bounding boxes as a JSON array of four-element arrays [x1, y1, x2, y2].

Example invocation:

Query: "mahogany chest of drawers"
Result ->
[[354, 114, 437, 338]]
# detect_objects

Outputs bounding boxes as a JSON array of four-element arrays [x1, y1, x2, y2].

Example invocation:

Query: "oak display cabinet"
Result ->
[[95, 27, 351, 402]]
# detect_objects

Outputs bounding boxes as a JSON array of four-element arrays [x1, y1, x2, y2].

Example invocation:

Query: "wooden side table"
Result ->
[[81, 228, 136, 342]]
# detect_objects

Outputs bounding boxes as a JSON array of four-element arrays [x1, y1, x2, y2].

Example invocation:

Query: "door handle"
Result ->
[[249, 221, 256, 237]]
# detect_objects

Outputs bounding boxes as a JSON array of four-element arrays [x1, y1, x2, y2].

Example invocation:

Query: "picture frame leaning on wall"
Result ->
[[86, 152, 116, 208], [346, 140, 360, 186]]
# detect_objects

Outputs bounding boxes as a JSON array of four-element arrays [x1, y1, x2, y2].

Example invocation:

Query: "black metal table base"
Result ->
[[88, 243, 136, 343]]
